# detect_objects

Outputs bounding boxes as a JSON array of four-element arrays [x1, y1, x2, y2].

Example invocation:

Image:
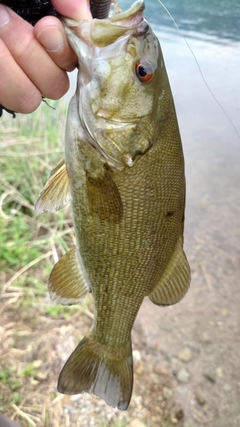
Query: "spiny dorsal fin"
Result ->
[[149, 236, 191, 306], [48, 248, 89, 305], [35, 159, 71, 214]]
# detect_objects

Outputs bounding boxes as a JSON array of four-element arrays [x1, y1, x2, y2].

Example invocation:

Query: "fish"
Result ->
[[35, 0, 191, 410]]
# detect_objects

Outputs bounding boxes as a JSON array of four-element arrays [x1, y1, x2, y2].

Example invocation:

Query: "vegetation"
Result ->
[[0, 101, 93, 427]]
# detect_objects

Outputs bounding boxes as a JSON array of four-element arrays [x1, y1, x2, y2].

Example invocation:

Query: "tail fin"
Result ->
[[57, 335, 133, 410]]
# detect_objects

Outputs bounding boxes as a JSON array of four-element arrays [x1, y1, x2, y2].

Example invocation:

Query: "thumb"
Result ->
[[34, 16, 77, 71], [51, 0, 92, 20]]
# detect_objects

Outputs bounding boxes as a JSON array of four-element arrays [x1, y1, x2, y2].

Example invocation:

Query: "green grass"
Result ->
[[45, 304, 78, 319], [0, 368, 13, 385], [0, 100, 85, 425], [0, 215, 43, 269], [0, 100, 84, 333], [0, 99, 73, 295]]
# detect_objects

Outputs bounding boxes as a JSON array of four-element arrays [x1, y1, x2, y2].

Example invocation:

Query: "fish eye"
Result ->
[[135, 60, 154, 83]]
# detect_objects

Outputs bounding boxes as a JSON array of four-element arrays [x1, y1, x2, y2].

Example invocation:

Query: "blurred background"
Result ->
[[0, 0, 239, 426]]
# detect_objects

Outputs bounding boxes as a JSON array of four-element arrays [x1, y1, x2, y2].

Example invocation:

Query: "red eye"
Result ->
[[135, 60, 154, 83]]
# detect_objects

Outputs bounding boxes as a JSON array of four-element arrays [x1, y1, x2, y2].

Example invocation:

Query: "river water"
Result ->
[[67, 2, 240, 425]]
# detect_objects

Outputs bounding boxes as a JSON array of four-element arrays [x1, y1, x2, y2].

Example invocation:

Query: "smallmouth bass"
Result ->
[[36, 0, 190, 410]]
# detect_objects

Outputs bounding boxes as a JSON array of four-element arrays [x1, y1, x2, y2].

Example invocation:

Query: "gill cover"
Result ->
[[63, 0, 160, 171]]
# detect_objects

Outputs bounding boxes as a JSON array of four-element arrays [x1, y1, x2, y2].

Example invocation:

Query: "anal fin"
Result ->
[[48, 248, 89, 305], [149, 236, 191, 306], [35, 159, 71, 214]]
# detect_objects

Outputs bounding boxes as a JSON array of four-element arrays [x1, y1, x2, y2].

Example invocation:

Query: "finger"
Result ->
[[0, 39, 42, 113], [51, 0, 92, 20], [34, 16, 77, 72], [0, 5, 69, 100]]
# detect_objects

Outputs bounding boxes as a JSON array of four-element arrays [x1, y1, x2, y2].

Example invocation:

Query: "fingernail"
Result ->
[[0, 5, 10, 28], [37, 26, 64, 52]]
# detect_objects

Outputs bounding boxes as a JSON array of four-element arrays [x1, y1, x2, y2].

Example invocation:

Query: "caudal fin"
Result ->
[[57, 335, 133, 410]]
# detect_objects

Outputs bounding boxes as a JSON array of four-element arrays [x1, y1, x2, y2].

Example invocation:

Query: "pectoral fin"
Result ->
[[48, 248, 89, 305], [86, 166, 123, 223], [35, 159, 71, 214], [149, 237, 191, 306]]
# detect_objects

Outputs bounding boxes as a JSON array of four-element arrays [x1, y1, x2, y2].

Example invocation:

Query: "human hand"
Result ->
[[0, 0, 91, 114]]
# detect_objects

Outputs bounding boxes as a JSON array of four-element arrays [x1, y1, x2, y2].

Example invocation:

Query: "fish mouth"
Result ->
[[63, 0, 145, 28], [63, 0, 147, 53], [89, 1, 146, 47]]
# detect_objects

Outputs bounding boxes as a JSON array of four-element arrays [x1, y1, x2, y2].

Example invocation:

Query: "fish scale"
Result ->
[[35, 0, 190, 410], [70, 112, 184, 345]]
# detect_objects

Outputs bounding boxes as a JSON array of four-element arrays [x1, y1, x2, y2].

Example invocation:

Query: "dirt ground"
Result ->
[[139, 123, 240, 427]]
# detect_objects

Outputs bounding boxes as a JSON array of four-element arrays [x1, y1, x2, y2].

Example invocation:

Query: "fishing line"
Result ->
[[156, 0, 240, 141]]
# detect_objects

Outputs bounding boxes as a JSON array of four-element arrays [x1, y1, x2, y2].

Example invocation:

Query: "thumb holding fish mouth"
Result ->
[[0, 0, 91, 114], [34, 0, 92, 70]]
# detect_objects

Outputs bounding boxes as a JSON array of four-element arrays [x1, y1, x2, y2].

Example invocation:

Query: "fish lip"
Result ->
[[63, 0, 147, 52], [62, 0, 145, 26]]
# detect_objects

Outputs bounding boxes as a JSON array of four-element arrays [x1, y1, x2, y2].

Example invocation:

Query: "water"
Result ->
[[144, 0, 240, 43]]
